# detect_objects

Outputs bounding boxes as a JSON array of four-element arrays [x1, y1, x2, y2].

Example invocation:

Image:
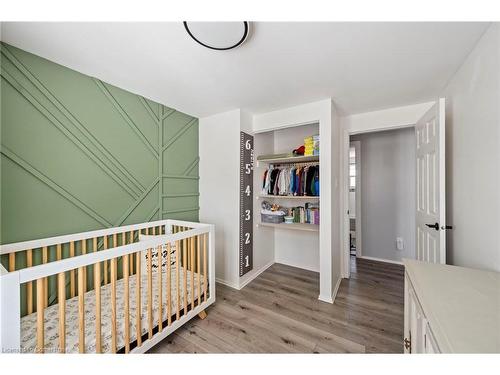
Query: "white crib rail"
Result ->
[[0, 220, 215, 354], [0, 219, 171, 255], [16, 226, 209, 283]]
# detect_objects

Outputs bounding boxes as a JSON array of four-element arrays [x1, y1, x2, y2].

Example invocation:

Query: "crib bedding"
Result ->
[[21, 266, 204, 353]]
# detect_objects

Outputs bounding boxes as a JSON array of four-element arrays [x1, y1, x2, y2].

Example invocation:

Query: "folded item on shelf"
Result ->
[[293, 145, 305, 155]]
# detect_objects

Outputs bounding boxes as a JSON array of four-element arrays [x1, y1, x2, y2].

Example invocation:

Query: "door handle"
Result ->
[[441, 225, 453, 230], [425, 223, 439, 231]]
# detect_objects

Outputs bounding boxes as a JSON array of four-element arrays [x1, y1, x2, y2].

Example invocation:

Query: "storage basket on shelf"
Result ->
[[261, 212, 285, 224], [260, 200, 286, 223]]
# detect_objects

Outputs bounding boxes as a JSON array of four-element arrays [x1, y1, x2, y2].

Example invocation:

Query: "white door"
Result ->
[[415, 98, 447, 263]]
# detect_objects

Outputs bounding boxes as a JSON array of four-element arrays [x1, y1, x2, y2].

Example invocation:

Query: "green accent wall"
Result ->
[[0, 42, 199, 245]]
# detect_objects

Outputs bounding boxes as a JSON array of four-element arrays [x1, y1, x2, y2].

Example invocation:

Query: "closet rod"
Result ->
[[268, 161, 319, 167]]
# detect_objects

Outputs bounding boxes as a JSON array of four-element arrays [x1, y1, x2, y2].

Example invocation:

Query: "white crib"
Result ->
[[0, 219, 215, 354]]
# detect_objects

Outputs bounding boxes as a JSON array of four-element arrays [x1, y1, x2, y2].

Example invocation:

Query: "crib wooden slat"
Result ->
[[197, 235, 201, 306], [203, 233, 207, 302], [27, 249, 33, 314], [183, 236, 188, 316], [110, 257, 117, 353], [70, 242, 75, 298], [166, 242, 172, 326], [93, 237, 98, 252], [8, 253, 15, 271], [186, 229, 190, 269], [42, 246, 48, 308], [129, 231, 134, 275], [190, 236, 195, 309], [175, 240, 180, 321], [147, 248, 153, 339], [123, 255, 130, 353], [94, 260, 102, 353], [135, 251, 142, 347], [158, 245, 163, 331], [78, 267, 85, 353], [122, 232, 129, 277], [82, 239, 87, 292], [103, 236, 108, 285], [56, 243, 62, 260], [36, 278, 44, 353], [58, 272, 66, 353]]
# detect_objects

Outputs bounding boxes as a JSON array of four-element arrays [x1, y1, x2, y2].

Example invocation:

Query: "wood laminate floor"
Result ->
[[148, 257, 405, 353]]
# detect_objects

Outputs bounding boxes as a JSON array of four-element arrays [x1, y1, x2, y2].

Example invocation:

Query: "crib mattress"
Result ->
[[21, 267, 204, 353]]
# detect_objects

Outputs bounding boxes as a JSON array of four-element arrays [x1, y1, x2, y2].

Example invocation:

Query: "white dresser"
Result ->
[[404, 259, 500, 353]]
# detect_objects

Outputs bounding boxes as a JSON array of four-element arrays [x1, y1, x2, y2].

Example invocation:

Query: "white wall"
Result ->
[[330, 104, 342, 298], [343, 102, 435, 134], [441, 24, 500, 272], [273, 123, 320, 272], [199, 109, 240, 288], [200, 109, 278, 289], [351, 128, 416, 263]]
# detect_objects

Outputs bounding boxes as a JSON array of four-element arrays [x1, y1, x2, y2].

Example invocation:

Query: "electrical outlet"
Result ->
[[396, 237, 404, 251]]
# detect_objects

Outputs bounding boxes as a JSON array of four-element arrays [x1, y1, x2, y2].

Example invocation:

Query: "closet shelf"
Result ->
[[257, 222, 319, 232], [257, 195, 319, 200], [257, 155, 319, 164]]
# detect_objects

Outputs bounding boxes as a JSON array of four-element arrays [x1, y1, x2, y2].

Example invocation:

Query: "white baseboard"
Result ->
[[331, 276, 342, 303], [359, 255, 403, 266], [275, 260, 319, 273], [215, 261, 275, 291], [318, 276, 342, 305], [215, 277, 239, 290], [318, 294, 333, 304], [238, 260, 275, 289]]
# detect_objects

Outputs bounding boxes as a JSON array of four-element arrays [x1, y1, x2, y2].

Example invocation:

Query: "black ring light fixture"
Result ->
[[183, 22, 249, 50]]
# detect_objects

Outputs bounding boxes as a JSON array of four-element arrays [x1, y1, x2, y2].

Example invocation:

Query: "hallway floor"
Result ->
[[148, 257, 405, 353]]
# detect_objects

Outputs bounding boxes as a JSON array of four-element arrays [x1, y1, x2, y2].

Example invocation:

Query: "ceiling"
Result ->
[[0, 22, 489, 117]]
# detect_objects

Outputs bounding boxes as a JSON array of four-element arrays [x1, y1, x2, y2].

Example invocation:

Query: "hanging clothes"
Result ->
[[261, 164, 319, 197]]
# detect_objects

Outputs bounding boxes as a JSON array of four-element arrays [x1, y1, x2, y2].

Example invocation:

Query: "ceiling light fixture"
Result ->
[[183, 22, 250, 51]]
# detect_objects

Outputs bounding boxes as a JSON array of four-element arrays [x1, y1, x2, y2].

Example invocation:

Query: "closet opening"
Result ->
[[254, 122, 321, 276], [346, 127, 417, 269]]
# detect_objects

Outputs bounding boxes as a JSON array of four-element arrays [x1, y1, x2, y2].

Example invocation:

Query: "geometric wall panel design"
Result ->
[[0, 42, 199, 245]]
